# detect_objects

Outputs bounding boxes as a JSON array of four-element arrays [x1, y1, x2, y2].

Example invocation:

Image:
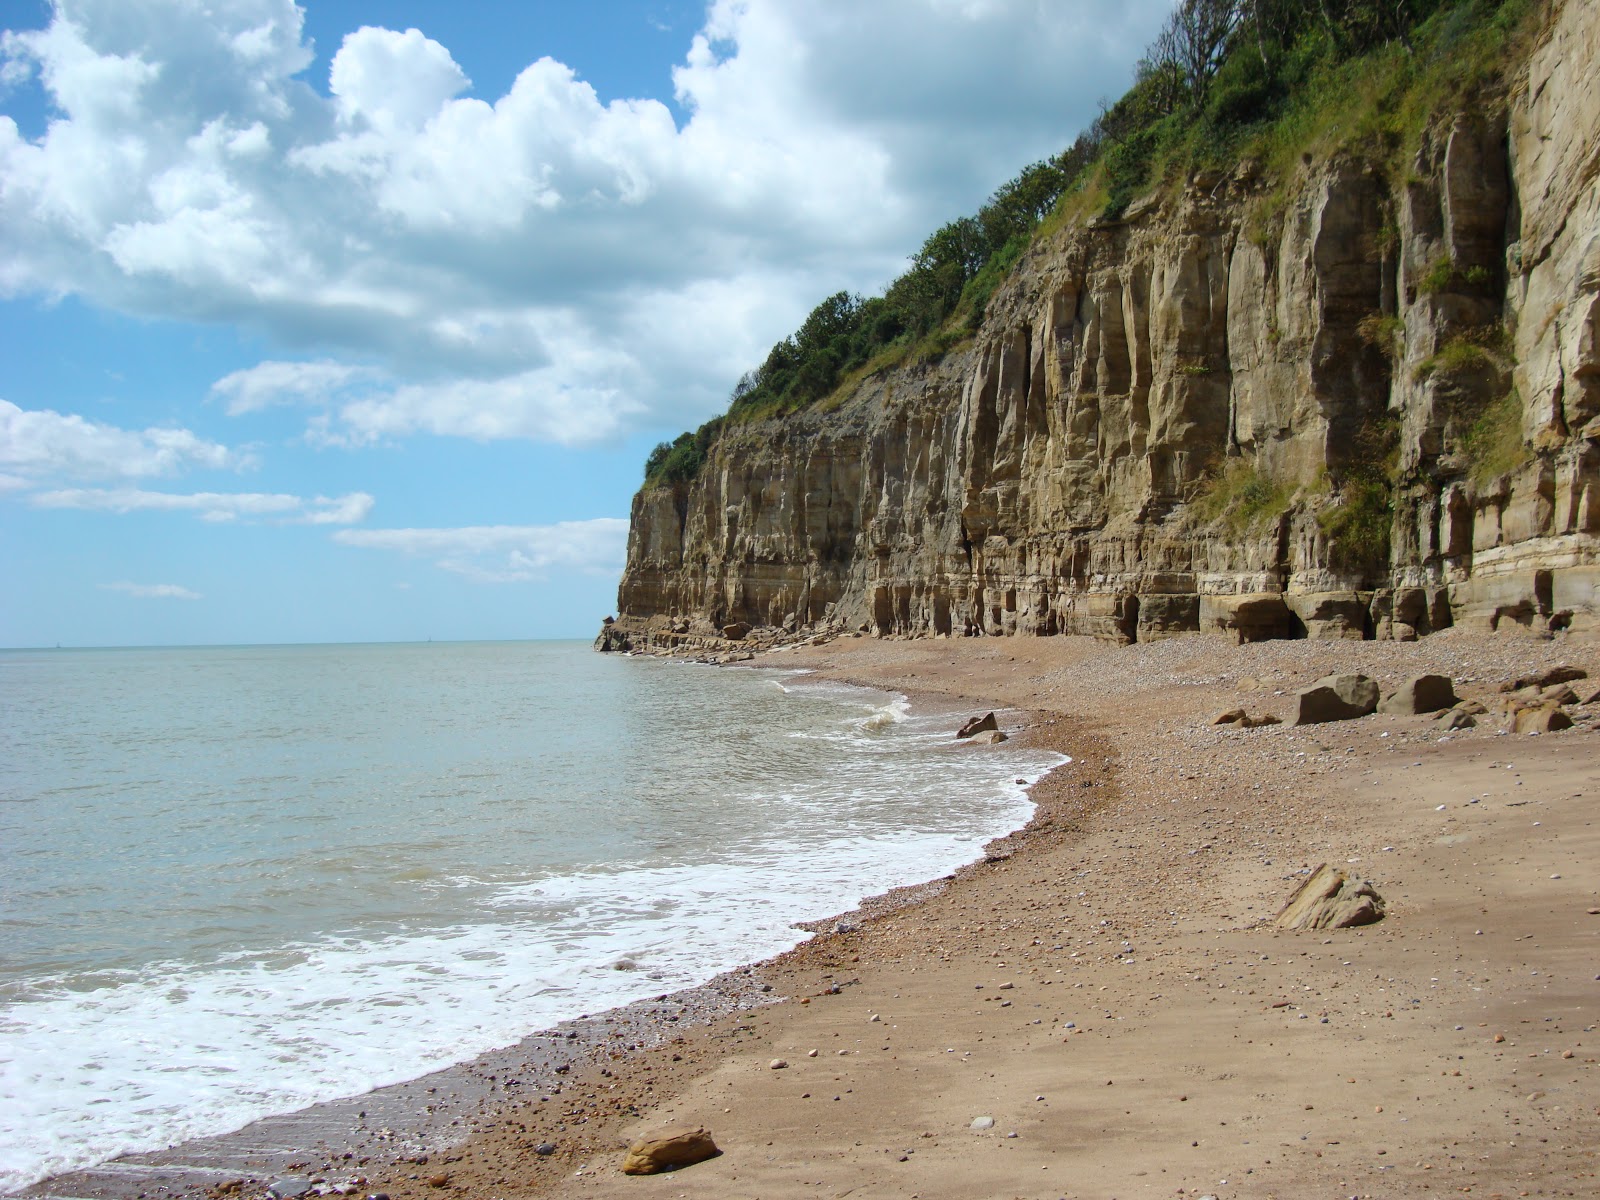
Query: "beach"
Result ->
[[350, 628, 1600, 1200]]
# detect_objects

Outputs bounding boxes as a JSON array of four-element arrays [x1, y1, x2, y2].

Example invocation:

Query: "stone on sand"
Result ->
[[1512, 704, 1574, 734], [1294, 674, 1379, 725], [1377, 673, 1458, 715], [1503, 664, 1587, 692], [620, 1125, 720, 1175], [969, 728, 1008, 744], [1274, 864, 1386, 930], [956, 712, 999, 738]]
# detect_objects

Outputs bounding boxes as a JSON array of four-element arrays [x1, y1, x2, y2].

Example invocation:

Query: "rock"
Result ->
[[621, 1126, 721, 1175], [1512, 703, 1574, 733], [769, 1058, 788, 1069], [426, 1176, 449, 1189], [269, 1180, 313, 1199], [956, 712, 999, 739], [1212, 708, 1247, 725], [1274, 864, 1386, 930], [603, 0, 1600, 651], [969, 728, 1009, 744], [1378, 673, 1458, 715], [1437, 708, 1477, 730], [970, 1116, 996, 1130], [1580, 685, 1600, 705], [1540, 683, 1580, 705], [1503, 664, 1587, 691], [534, 1142, 557, 1156], [721, 622, 751, 640], [1293, 674, 1379, 725], [1240, 713, 1281, 728]]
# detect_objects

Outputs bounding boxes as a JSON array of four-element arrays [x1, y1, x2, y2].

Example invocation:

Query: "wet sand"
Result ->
[[22, 628, 1600, 1200]]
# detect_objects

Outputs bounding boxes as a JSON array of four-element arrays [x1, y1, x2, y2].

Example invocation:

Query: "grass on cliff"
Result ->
[[643, 0, 1545, 488], [1318, 416, 1401, 569], [1192, 459, 1300, 535], [1463, 388, 1530, 486]]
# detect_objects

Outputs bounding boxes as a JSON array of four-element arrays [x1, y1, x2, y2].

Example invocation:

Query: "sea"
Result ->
[[0, 640, 1062, 1192]]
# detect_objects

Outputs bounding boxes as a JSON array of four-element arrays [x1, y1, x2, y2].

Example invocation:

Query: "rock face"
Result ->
[[621, 1126, 720, 1175], [1275, 864, 1387, 930], [1294, 674, 1380, 724], [610, 0, 1600, 651]]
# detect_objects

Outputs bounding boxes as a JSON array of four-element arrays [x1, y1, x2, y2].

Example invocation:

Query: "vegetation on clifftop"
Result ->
[[643, 0, 1540, 488]]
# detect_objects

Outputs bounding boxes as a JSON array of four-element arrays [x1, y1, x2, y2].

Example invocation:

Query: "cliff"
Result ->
[[604, 0, 1600, 654]]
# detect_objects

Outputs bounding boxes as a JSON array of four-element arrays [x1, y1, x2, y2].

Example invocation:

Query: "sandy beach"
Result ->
[[330, 628, 1597, 1200]]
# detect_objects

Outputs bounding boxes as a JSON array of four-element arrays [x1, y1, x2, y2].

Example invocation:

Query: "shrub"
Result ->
[[1319, 474, 1394, 568], [1193, 459, 1297, 534]]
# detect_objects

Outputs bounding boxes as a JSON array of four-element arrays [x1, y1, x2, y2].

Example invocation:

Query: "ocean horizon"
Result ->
[[0, 640, 1062, 1191]]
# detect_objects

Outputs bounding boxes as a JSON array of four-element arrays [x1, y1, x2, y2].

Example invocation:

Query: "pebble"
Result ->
[[770, 1058, 789, 1069], [971, 1116, 996, 1130], [534, 1143, 556, 1156], [269, 1179, 313, 1199]]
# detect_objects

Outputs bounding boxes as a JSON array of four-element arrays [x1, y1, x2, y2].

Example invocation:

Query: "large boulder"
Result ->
[[1293, 674, 1379, 725], [1512, 704, 1574, 734], [621, 1126, 721, 1175], [1377, 673, 1459, 715], [1274, 864, 1386, 930], [1502, 664, 1588, 692], [956, 712, 999, 739]]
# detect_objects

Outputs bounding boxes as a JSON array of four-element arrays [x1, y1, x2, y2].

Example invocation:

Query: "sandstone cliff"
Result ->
[[605, 0, 1600, 653]]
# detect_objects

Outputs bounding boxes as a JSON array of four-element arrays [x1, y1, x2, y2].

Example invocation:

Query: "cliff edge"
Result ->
[[604, 0, 1600, 654]]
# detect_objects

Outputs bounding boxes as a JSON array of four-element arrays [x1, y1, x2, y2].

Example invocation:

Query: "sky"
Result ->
[[0, 0, 1172, 647]]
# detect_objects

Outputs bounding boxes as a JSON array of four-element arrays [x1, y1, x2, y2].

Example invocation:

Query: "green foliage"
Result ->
[[1319, 473, 1395, 567], [1357, 312, 1405, 362], [1414, 323, 1511, 382], [1417, 253, 1494, 295], [1462, 388, 1529, 485], [1319, 415, 1400, 568], [1193, 458, 1298, 533], [643, 416, 724, 487]]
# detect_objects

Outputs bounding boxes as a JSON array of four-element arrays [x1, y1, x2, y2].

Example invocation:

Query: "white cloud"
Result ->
[[31, 486, 374, 524], [334, 518, 629, 582], [210, 359, 376, 415], [1, 0, 1171, 443], [100, 581, 201, 599], [0, 398, 245, 481]]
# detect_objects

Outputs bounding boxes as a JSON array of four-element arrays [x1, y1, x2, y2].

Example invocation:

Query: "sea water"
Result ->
[[0, 641, 1061, 1191]]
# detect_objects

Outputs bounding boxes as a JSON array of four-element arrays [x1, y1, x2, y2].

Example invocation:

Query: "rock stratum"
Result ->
[[604, 0, 1600, 654]]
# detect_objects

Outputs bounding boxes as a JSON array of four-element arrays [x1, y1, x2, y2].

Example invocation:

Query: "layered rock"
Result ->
[[608, 0, 1600, 651]]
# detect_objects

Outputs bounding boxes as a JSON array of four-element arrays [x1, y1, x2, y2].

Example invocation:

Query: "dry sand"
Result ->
[[350, 628, 1600, 1200]]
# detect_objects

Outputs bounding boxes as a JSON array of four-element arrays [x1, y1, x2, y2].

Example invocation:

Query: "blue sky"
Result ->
[[0, 0, 1170, 647]]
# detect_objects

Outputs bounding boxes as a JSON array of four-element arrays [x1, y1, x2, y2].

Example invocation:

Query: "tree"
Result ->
[[1172, 0, 1244, 107]]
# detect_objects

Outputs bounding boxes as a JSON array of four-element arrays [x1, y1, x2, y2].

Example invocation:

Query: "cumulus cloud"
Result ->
[[100, 580, 202, 599], [0, 0, 1170, 444], [31, 486, 374, 524], [0, 398, 246, 481], [334, 518, 629, 582]]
